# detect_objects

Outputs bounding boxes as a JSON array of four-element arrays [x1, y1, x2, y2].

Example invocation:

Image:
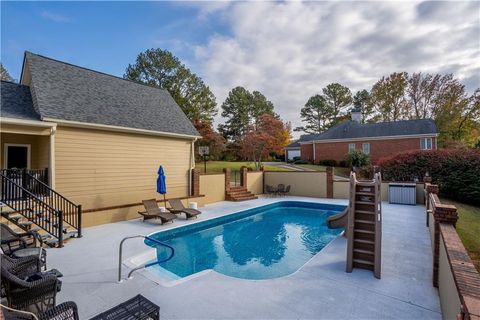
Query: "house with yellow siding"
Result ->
[[1, 51, 201, 229]]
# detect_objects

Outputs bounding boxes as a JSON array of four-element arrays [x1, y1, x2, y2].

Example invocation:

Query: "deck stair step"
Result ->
[[44, 238, 59, 246], [8, 213, 24, 220], [1, 168, 82, 248], [18, 221, 34, 227]]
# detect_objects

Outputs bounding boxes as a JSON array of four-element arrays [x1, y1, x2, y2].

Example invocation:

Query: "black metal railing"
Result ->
[[24, 171, 82, 237], [1, 173, 64, 247], [0, 168, 49, 196], [0, 168, 82, 246]]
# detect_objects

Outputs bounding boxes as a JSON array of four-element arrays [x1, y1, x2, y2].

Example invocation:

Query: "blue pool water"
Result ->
[[145, 201, 346, 280]]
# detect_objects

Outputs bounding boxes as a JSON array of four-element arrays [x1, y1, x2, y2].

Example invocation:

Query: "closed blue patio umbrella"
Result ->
[[157, 165, 167, 208]]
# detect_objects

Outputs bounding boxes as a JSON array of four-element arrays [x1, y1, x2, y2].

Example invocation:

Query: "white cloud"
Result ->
[[190, 1, 480, 136], [40, 10, 71, 23]]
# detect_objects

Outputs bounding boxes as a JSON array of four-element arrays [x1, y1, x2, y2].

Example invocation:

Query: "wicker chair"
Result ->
[[0, 223, 46, 269], [39, 302, 79, 320], [1, 255, 59, 315]]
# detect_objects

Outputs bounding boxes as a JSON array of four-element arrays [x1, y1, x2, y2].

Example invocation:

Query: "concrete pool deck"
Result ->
[[47, 197, 441, 319]]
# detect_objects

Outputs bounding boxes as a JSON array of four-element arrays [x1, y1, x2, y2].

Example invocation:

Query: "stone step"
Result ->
[[229, 187, 247, 191]]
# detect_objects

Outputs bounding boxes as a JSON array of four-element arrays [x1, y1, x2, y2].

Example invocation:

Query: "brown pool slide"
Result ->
[[326, 207, 349, 229]]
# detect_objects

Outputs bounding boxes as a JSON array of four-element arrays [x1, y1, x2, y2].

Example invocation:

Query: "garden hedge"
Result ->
[[377, 149, 480, 205]]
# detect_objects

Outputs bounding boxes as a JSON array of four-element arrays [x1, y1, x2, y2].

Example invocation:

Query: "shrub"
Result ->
[[338, 160, 348, 168], [293, 156, 301, 162], [377, 149, 480, 205], [294, 159, 311, 164], [318, 159, 337, 167], [347, 151, 370, 168]]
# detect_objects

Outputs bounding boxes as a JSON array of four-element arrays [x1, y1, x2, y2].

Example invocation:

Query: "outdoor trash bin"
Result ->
[[189, 202, 198, 209]]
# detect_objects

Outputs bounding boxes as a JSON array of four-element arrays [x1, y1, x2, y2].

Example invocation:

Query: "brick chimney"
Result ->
[[351, 107, 361, 123]]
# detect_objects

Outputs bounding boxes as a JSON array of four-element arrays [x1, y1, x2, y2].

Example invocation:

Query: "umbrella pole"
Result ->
[[163, 194, 167, 210]]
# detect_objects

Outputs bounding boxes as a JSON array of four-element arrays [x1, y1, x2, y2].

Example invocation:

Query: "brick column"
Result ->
[[223, 168, 231, 192], [240, 166, 248, 188], [326, 166, 333, 198], [432, 196, 458, 287], [191, 168, 200, 196]]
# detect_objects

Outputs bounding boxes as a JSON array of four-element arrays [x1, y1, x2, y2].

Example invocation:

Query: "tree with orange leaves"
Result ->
[[192, 119, 226, 160], [239, 113, 291, 169]]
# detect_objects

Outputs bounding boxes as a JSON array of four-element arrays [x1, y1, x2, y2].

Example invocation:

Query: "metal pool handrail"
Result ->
[[118, 235, 175, 283]]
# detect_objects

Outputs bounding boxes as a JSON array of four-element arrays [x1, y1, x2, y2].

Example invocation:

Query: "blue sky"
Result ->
[[1, 1, 479, 132], [1, 1, 228, 80]]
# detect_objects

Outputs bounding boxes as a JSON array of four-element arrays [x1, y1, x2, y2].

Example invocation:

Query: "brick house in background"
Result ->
[[299, 108, 438, 164]]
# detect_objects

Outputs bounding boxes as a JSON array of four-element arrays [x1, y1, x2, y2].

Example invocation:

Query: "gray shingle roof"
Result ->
[[300, 119, 438, 142], [1, 81, 40, 121], [285, 140, 301, 149], [23, 52, 199, 137]]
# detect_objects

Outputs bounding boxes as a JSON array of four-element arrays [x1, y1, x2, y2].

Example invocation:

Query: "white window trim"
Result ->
[[421, 138, 433, 150], [362, 143, 370, 154], [3, 143, 31, 169], [348, 143, 356, 152]]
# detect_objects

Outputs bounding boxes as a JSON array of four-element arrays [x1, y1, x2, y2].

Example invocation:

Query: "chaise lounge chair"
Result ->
[[168, 199, 202, 219], [138, 199, 176, 224]]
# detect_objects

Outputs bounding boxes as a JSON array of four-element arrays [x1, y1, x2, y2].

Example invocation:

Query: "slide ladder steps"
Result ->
[[346, 172, 382, 278]]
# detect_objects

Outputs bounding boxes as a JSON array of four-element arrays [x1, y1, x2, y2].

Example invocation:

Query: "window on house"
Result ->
[[348, 143, 356, 152], [362, 143, 370, 154], [420, 138, 433, 150]]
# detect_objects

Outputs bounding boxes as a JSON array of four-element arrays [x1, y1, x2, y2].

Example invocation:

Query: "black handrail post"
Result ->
[[77, 205, 82, 238], [58, 210, 64, 248]]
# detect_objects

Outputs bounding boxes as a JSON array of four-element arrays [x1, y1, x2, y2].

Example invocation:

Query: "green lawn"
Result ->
[[195, 161, 289, 174], [442, 199, 480, 272]]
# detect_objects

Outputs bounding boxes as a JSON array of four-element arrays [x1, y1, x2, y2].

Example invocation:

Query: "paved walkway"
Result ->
[[47, 197, 441, 319]]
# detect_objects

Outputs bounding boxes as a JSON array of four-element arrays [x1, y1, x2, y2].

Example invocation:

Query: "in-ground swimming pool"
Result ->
[[145, 201, 346, 280]]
